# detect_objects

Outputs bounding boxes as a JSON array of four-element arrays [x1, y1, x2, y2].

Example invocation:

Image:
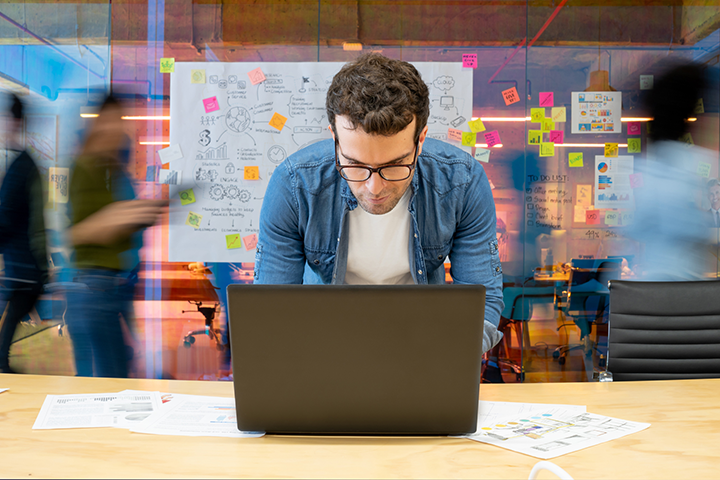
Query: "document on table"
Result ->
[[465, 404, 650, 459], [130, 394, 265, 438], [33, 392, 162, 430]]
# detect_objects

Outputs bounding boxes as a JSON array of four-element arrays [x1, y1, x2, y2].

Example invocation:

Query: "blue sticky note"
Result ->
[[146, 165, 158, 182]]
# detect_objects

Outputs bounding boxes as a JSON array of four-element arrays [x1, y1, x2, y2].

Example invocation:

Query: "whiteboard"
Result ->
[[168, 62, 472, 262]]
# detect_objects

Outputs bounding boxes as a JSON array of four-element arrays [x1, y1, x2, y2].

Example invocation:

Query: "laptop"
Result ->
[[227, 284, 485, 435]]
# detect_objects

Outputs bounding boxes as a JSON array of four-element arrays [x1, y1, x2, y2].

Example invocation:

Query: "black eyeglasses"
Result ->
[[335, 138, 419, 182]]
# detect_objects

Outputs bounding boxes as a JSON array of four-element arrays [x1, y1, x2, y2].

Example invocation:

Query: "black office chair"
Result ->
[[608, 280, 720, 381], [554, 260, 621, 367]]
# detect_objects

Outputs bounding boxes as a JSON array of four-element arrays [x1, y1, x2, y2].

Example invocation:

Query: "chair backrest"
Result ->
[[502, 286, 556, 321], [566, 260, 621, 322], [608, 280, 720, 381]]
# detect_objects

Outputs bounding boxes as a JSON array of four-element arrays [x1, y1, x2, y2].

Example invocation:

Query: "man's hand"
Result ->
[[70, 199, 168, 246]]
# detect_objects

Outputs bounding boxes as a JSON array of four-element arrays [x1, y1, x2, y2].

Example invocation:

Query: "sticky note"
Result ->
[[243, 233, 258, 251], [697, 162, 711, 178], [695, 98, 705, 114], [186, 211, 202, 229], [569, 153, 584, 167], [680, 133, 694, 146], [640, 75, 653, 90], [146, 165, 158, 182], [179, 188, 196, 205], [484, 130, 501, 148], [528, 130, 542, 145], [191, 69, 206, 84], [247, 67, 266, 85], [539, 142, 554, 157], [621, 211, 634, 226], [462, 54, 477, 69], [541, 119, 554, 132], [448, 128, 463, 142], [160, 58, 175, 73], [586, 210, 601, 225], [605, 143, 619, 157], [577, 184, 592, 206], [627, 122, 641, 136], [244, 166, 260, 180], [627, 138, 641, 153], [474, 148, 490, 163], [501, 87, 520, 106], [530, 108, 545, 123], [574, 205, 588, 223], [551, 107, 566, 123], [468, 118, 486, 133], [629, 173, 644, 189], [158, 170, 182, 185], [225, 234, 242, 250], [539, 92, 554, 107], [461, 132, 476, 147], [605, 211, 619, 226], [549, 130, 564, 144], [157, 144, 183, 164], [269, 112, 287, 131], [203, 96, 219, 113]]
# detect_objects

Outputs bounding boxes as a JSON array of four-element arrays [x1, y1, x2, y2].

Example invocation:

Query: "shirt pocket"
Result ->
[[489, 239, 502, 277], [423, 242, 452, 274]]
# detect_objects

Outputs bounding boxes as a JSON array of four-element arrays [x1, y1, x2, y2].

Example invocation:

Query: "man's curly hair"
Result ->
[[326, 53, 429, 142]]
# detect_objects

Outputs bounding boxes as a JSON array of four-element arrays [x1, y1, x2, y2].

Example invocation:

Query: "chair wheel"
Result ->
[[558, 356, 566, 366], [188, 336, 196, 344], [183, 341, 192, 348], [552, 350, 560, 359]]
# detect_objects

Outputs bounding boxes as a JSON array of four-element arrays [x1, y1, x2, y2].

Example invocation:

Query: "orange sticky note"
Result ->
[[243, 233, 258, 251], [244, 166, 260, 180], [269, 112, 287, 131], [604, 143, 619, 157], [586, 210, 601, 225], [501, 87, 520, 106], [448, 128, 463, 142]]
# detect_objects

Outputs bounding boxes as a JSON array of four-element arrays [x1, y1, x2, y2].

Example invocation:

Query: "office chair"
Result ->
[[553, 260, 621, 367], [608, 280, 720, 381]]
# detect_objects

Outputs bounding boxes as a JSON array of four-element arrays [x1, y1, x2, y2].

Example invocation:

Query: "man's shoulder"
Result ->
[[418, 138, 486, 191], [277, 139, 339, 192]]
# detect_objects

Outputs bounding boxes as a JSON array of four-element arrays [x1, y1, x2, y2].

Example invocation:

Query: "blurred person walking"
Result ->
[[67, 95, 165, 377], [0, 94, 48, 373]]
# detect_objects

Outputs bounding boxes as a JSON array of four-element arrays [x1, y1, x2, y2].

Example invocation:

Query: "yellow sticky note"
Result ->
[[468, 118, 486, 133], [697, 162, 711, 178], [160, 58, 175, 73], [680, 133, 694, 145], [528, 130, 542, 145], [186, 211, 202, 229], [244, 166, 260, 180], [627, 138, 641, 153], [605, 210, 619, 226], [461, 132, 477, 147], [190, 69, 206, 84], [530, 108, 545, 123], [225, 234, 242, 250], [551, 107, 566, 123], [179, 188, 196, 205], [539, 142, 555, 157], [541, 118, 555, 132], [269, 112, 287, 131], [695, 98, 704, 114], [569, 152, 584, 167], [604, 143, 619, 157]]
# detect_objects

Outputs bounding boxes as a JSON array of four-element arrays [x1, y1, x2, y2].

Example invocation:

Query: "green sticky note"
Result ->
[[539, 142, 555, 157], [695, 98, 704, 114], [468, 118, 486, 133], [461, 131, 477, 147], [160, 57, 175, 73], [541, 118, 555, 132], [697, 162, 711, 178], [605, 210, 619, 226], [569, 152, 584, 167], [627, 138, 641, 153], [528, 130, 542, 145], [530, 108, 545, 123], [680, 133, 694, 146], [179, 188, 196, 205], [191, 69, 206, 84], [225, 233, 242, 250]]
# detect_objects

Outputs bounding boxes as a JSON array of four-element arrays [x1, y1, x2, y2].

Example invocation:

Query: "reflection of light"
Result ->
[[555, 143, 628, 148], [687, 117, 698, 122], [122, 116, 171, 121], [342, 42, 363, 51], [474, 143, 503, 148], [472, 116, 655, 123], [620, 117, 652, 122], [80, 113, 99, 118], [139, 141, 171, 145]]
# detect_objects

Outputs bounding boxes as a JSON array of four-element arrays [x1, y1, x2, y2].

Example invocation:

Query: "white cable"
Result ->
[[528, 461, 575, 480]]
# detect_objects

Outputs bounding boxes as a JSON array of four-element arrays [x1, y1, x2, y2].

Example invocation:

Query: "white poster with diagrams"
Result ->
[[571, 91, 622, 134], [168, 62, 472, 262], [594, 155, 634, 209]]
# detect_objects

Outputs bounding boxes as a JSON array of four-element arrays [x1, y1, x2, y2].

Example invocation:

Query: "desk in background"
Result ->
[[2, 375, 719, 478]]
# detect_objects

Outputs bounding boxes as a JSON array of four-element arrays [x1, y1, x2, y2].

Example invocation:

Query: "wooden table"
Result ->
[[2, 374, 719, 479]]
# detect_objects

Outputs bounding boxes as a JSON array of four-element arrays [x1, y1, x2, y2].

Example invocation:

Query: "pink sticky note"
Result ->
[[627, 122, 641, 136], [243, 233, 258, 251], [539, 92, 554, 107], [586, 210, 601, 225], [629, 173, 644, 189], [549, 130, 564, 144], [462, 54, 477, 69], [202, 96, 219, 113], [484, 130, 501, 148], [448, 128, 463, 142], [247, 67, 266, 86]]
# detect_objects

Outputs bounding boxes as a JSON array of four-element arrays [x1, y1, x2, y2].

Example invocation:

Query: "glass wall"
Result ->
[[1, 1, 718, 382]]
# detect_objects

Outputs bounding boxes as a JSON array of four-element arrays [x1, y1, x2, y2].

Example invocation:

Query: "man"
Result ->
[[0, 94, 48, 373], [707, 179, 720, 228], [255, 54, 503, 354]]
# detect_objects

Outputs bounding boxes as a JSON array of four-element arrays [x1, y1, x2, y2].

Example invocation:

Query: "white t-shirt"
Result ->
[[344, 190, 415, 285]]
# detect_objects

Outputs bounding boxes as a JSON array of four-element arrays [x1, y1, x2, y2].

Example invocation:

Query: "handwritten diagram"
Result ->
[[169, 62, 471, 262]]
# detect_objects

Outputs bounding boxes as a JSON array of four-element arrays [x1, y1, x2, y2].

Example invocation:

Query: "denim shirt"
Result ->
[[255, 137, 504, 350]]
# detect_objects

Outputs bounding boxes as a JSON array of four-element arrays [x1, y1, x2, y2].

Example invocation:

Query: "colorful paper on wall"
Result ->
[[595, 155, 634, 209], [269, 112, 287, 131], [225, 234, 242, 250], [160, 58, 175, 73], [190, 69, 206, 84], [629, 173, 644, 189], [158, 170, 182, 185], [247, 67, 266, 85], [551, 107, 566, 123], [538, 92, 554, 107], [549, 130, 563, 144], [243, 234, 258, 251], [604, 143, 618, 157], [474, 148, 490, 163], [244, 166, 260, 180], [528, 130, 542, 145], [186, 211, 202, 229], [48, 167, 69, 204], [530, 108, 545, 123], [539, 142, 554, 157], [501, 87, 520, 106], [468, 118, 486, 133], [627, 122, 641, 136], [203, 96, 219, 113], [462, 54, 478, 68], [571, 91, 622, 134], [586, 209, 601, 225], [484, 130, 501, 147], [569, 152, 583, 168], [179, 188, 196, 205], [576, 184, 592, 206], [697, 162, 711, 178], [627, 138, 641, 154], [604, 210, 619, 226], [640, 75, 653, 90], [461, 132, 477, 147], [695, 98, 705, 114], [157, 144, 183, 164], [541, 119, 555, 132], [448, 128, 463, 142]]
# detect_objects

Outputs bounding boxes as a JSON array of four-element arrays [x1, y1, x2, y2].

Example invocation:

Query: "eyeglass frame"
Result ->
[[334, 136, 420, 182]]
